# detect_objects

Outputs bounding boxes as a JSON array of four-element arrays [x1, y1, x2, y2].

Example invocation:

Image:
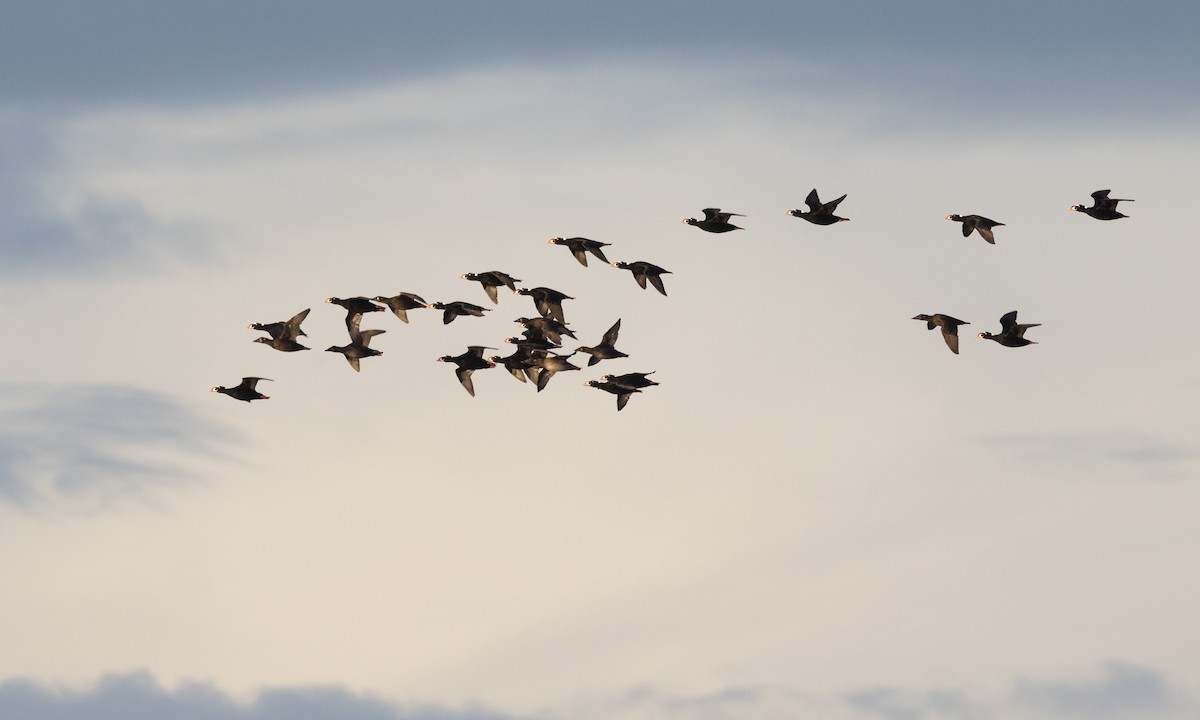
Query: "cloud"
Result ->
[[1009, 661, 1177, 719], [980, 431, 1196, 479], [579, 663, 1198, 720], [1, 2, 1197, 121], [1, 663, 1195, 720], [0, 384, 237, 506], [0, 116, 220, 279], [0, 672, 522, 720]]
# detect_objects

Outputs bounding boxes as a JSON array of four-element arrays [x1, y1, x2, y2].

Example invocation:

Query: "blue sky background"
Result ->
[[2, 2, 1199, 718]]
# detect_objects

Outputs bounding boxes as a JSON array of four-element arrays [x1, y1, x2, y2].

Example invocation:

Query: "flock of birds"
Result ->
[[211, 188, 1133, 409], [210, 234, 672, 411]]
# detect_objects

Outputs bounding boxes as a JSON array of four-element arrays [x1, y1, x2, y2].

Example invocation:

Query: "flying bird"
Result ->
[[489, 348, 542, 384], [601, 371, 659, 390], [325, 296, 383, 314], [503, 335, 561, 352], [682, 208, 744, 233], [253, 336, 309, 352], [945, 214, 1004, 244], [210, 377, 272, 402], [1070, 189, 1134, 220], [515, 287, 574, 324], [460, 271, 521, 304], [516, 316, 576, 343], [436, 346, 496, 396], [326, 296, 384, 336], [977, 310, 1040, 347], [786, 189, 849, 225], [372, 292, 428, 323], [912, 314, 970, 354], [427, 301, 491, 324], [576, 319, 628, 366], [247, 308, 310, 342], [548, 236, 611, 266], [583, 380, 642, 411], [611, 261, 671, 296], [326, 321, 386, 372], [528, 351, 581, 392]]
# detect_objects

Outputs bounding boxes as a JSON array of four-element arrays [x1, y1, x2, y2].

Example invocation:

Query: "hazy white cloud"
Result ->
[[0, 115, 223, 278], [0, 384, 236, 506], [981, 432, 1196, 480]]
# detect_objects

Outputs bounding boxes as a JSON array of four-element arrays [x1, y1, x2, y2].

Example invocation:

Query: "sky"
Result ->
[[2, 2, 1199, 718]]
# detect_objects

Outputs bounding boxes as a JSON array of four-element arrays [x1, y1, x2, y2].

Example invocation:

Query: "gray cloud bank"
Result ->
[[0, 673, 519, 720], [0, 384, 236, 506], [2, 2, 1197, 113], [2, 662, 1194, 720]]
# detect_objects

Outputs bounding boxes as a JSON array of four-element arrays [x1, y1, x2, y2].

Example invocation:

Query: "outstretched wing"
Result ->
[[345, 311, 364, 337], [804, 189, 822, 212], [601, 319, 621, 345], [456, 368, 476, 396], [357, 328, 386, 347], [238, 377, 272, 392], [284, 308, 310, 339], [940, 327, 961, 354], [822, 193, 847, 213], [587, 242, 610, 264]]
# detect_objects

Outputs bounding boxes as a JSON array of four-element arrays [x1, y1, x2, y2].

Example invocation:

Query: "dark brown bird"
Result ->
[[503, 335, 561, 352], [977, 310, 1040, 347], [601, 371, 658, 390], [247, 308, 310, 342], [1070, 189, 1133, 220], [514, 287, 573, 324], [548, 236, 611, 267], [460, 271, 521, 304], [515, 316, 576, 343], [372, 292, 428, 323], [489, 348, 542, 384], [611, 261, 671, 296], [945, 214, 1004, 244], [325, 296, 383, 314], [210, 377, 272, 402], [682, 208, 744, 233], [427, 301, 490, 324], [326, 296, 384, 336], [912, 314, 970, 354], [253, 337, 309, 352], [528, 351, 581, 392], [786, 189, 849, 225], [326, 327, 386, 372], [576, 319, 627, 366], [583, 380, 642, 411], [436, 346, 496, 396]]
